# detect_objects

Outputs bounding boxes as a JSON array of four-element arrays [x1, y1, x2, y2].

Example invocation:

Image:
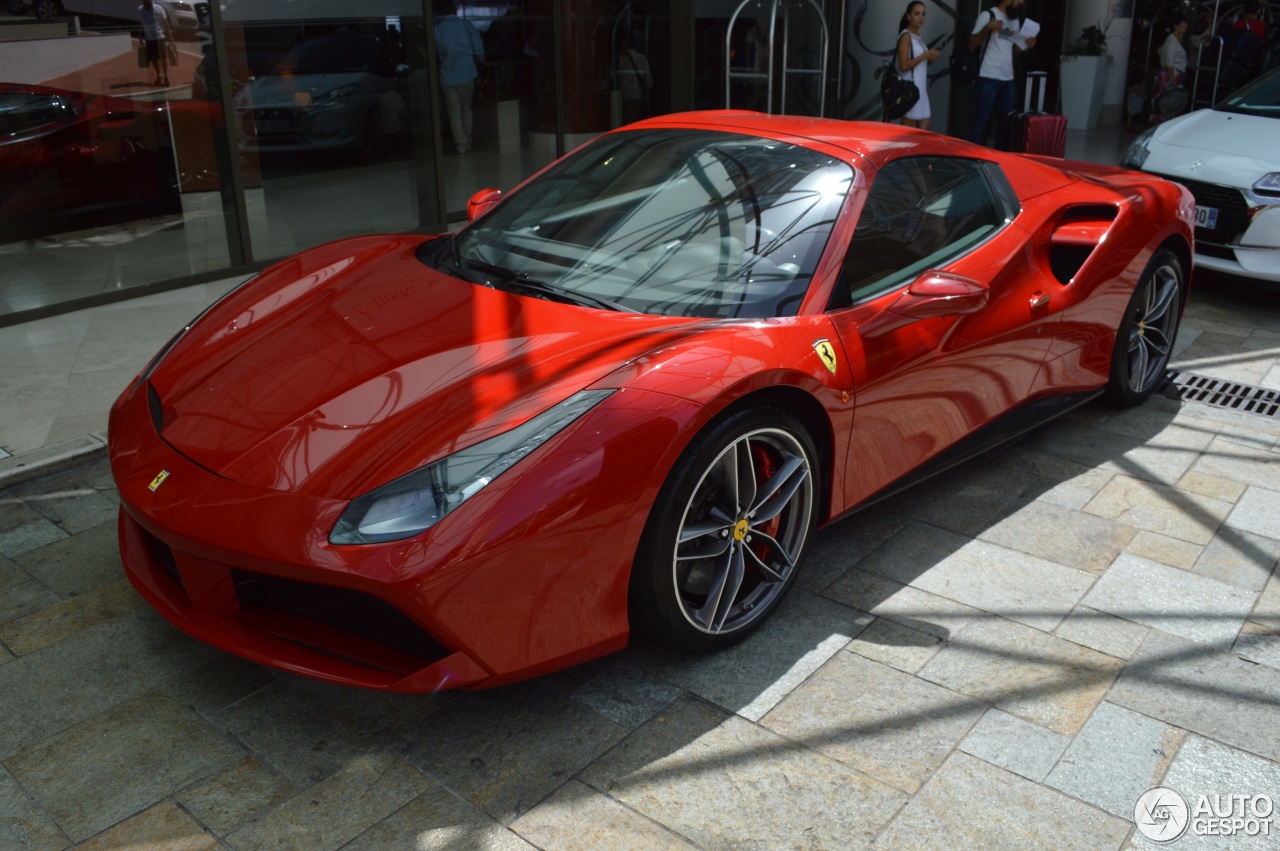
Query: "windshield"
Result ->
[[1216, 69, 1280, 117], [437, 128, 853, 318]]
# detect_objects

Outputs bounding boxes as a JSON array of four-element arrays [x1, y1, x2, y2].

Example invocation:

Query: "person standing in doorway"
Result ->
[[965, 0, 1037, 144], [896, 1, 941, 130], [435, 1, 484, 155], [137, 0, 171, 87]]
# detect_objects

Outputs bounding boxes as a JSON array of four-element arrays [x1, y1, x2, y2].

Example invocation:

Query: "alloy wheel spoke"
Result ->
[[742, 530, 792, 583], [751, 454, 810, 523], [677, 511, 735, 561], [728, 439, 758, 514], [693, 543, 746, 634]]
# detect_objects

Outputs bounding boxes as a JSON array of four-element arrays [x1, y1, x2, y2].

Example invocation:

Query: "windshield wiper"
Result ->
[[464, 258, 632, 312]]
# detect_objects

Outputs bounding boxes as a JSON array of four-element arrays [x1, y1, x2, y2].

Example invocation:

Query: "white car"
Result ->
[[1124, 68, 1280, 284], [27, 0, 203, 35]]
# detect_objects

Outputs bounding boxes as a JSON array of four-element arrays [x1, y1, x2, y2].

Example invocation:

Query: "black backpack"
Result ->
[[950, 9, 991, 84]]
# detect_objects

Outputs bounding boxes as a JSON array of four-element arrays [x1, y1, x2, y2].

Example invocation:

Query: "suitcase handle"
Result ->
[[1025, 70, 1048, 112]]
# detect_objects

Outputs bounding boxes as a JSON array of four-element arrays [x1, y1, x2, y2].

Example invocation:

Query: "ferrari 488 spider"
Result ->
[[109, 112, 1195, 692]]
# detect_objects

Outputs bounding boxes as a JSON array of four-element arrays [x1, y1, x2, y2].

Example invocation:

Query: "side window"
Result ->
[[838, 157, 1007, 307]]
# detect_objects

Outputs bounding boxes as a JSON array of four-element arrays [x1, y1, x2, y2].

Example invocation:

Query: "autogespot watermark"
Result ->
[[1135, 786, 1275, 843]]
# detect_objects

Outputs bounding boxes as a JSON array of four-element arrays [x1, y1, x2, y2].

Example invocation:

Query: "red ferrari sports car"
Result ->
[[109, 112, 1195, 692]]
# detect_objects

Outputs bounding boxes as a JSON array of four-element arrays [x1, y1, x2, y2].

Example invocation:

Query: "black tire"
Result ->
[[33, 0, 62, 19], [1105, 248, 1185, 406], [630, 406, 818, 650]]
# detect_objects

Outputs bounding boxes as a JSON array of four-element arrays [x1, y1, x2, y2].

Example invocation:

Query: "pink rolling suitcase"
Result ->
[[1021, 71, 1067, 157]]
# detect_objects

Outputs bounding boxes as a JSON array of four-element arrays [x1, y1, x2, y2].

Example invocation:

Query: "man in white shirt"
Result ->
[[137, 0, 171, 87], [966, 0, 1037, 144]]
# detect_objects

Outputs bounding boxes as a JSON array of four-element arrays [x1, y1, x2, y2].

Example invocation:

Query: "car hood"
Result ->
[[239, 73, 379, 107], [1145, 110, 1277, 184], [147, 235, 700, 497]]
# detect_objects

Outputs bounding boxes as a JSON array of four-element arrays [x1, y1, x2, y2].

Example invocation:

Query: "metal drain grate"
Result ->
[[1162, 371, 1280, 420]]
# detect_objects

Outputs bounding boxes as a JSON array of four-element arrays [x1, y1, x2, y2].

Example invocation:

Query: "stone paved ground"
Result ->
[[2, 275, 1279, 849]]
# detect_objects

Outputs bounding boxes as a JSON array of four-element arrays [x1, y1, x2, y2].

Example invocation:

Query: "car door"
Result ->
[[825, 154, 1066, 507]]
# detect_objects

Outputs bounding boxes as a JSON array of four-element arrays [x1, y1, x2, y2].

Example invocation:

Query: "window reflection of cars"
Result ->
[[1125, 67, 1280, 284], [233, 33, 406, 156], [0, 83, 178, 242], [23, 0, 205, 35]]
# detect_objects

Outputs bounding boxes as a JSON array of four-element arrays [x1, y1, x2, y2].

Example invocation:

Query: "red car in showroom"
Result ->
[[108, 112, 1195, 692]]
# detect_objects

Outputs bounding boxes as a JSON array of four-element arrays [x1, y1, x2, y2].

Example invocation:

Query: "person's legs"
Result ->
[[442, 84, 465, 153], [995, 78, 1016, 119], [457, 80, 474, 153], [968, 77, 999, 144]]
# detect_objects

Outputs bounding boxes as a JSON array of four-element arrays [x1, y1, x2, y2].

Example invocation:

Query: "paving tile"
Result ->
[[846, 616, 946, 674], [0, 555, 59, 626], [1081, 554, 1257, 649], [12, 523, 123, 598], [1044, 702, 1180, 818], [799, 507, 907, 593], [1233, 621, 1280, 670], [1125, 531, 1202, 570], [1003, 447, 1115, 511], [876, 752, 1130, 849], [0, 513, 67, 558], [1052, 605, 1150, 660], [75, 801, 217, 851], [876, 458, 1039, 537], [175, 755, 296, 837], [0, 610, 222, 760], [159, 655, 277, 717], [1018, 418, 1206, 487], [0, 577, 142, 656], [1084, 475, 1232, 545], [1187, 436, 1280, 492], [824, 567, 985, 641], [215, 676, 439, 787], [760, 651, 985, 794], [510, 780, 694, 850], [1131, 735, 1280, 851], [1192, 529, 1280, 591], [1255, 569, 1280, 629], [1226, 486, 1280, 540], [395, 676, 628, 823], [581, 695, 907, 849], [20, 487, 117, 536], [569, 659, 683, 730], [225, 751, 431, 851], [1175, 469, 1249, 503], [343, 785, 534, 851], [0, 764, 68, 850], [977, 497, 1135, 575], [1108, 631, 1280, 762], [635, 589, 871, 721], [917, 617, 1123, 735], [957, 708, 1070, 783], [856, 521, 1094, 632], [9, 457, 115, 496], [2, 693, 242, 842]]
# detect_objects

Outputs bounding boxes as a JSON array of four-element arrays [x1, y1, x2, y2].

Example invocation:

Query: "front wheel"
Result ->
[[630, 407, 817, 650], [1105, 248, 1185, 406], [33, 0, 63, 19]]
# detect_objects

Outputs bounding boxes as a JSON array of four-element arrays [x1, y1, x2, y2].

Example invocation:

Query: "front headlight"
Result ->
[[329, 389, 614, 545], [1123, 128, 1155, 170], [1253, 173, 1280, 199]]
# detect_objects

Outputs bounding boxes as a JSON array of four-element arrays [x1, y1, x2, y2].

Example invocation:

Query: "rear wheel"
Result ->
[[1105, 249, 1184, 406], [630, 407, 817, 650], [33, 0, 62, 19]]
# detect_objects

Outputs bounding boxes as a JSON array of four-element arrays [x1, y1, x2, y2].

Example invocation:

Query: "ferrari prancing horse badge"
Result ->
[[148, 470, 170, 492], [813, 339, 838, 375]]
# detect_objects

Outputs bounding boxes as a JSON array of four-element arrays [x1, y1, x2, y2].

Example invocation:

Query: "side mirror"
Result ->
[[859, 271, 989, 337], [467, 187, 503, 222]]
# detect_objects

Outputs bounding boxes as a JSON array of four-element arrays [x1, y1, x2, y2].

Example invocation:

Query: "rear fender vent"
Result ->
[[1048, 205, 1118, 285], [1163, 371, 1280, 420]]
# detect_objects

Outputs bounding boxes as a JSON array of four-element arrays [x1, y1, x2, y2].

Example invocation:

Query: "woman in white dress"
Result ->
[[1151, 11, 1189, 123], [896, 1, 942, 129]]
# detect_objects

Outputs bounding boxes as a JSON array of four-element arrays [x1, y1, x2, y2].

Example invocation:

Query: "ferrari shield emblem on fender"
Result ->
[[148, 470, 170, 492], [812, 339, 838, 375]]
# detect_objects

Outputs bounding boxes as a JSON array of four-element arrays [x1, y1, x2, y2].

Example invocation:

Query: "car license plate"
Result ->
[[1196, 205, 1218, 229]]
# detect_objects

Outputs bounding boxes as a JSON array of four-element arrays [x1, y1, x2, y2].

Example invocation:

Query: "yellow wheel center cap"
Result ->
[[733, 519, 750, 541]]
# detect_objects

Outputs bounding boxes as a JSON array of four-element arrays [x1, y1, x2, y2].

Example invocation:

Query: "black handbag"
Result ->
[[880, 63, 920, 120]]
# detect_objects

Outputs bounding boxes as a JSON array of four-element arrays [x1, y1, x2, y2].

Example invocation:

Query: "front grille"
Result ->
[[231, 569, 451, 672], [1153, 174, 1251, 245], [1163, 370, 1280, 419]]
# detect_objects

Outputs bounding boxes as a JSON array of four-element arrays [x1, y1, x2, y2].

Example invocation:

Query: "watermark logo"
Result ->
[[1135, 787, 1275, 843], [1135, 787, 1190, 843]]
